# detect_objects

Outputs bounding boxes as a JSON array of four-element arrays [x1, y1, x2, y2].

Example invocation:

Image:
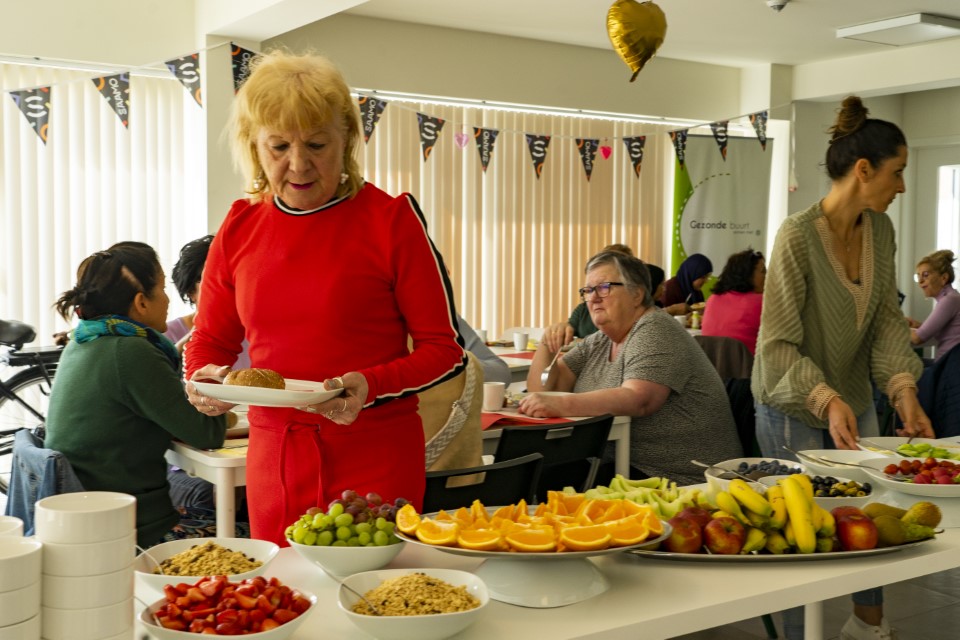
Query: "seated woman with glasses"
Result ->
[[908, 250, 960, 361], [700, 249, 766, 355], [520, 250, 743, 485]]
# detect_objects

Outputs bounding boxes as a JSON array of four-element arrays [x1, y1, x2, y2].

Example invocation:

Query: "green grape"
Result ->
[[320, 514, 335, 529], [382, 522, 395, 534], [373, 530, 389, 546], [357, 531, 372, 546], [332, 539, 348, 547], [355, 522, 372, 534], [300, 515, 311, 524], [347, 537, 361, 547], [336, 526, 353, 541], [375, 517, 388, 530], [329, 503, 345, 518], [292, 525, 309, 544], [303, 530, 318, 546], [387, 532, 400, 544], [334, 513, 354, 527], [312, 513, 325, 529], [317, 530, 335, 546], [284, 525, 295, 538]]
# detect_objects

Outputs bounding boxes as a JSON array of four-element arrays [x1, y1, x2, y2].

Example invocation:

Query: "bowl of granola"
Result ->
[[134, 538, 278, 593]]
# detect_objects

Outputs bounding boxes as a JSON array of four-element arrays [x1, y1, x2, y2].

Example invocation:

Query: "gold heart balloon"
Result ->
[[607, 0, 668, 82]]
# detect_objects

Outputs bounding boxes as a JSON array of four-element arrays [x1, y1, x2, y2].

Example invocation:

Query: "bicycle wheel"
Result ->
[[0, 367, 54, 495]]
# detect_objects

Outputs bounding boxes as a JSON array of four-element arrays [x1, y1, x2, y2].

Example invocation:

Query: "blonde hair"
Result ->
[[918, 249, 956, 284], [226, 50, 363, 202]]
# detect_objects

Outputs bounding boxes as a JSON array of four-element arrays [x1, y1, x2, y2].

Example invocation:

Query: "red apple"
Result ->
[[663, 516, 703, 553], [703, 516, 746, 555], [831, 506, 865, 521], [836, 513, 879, 551], [675, 507, 713, 530]]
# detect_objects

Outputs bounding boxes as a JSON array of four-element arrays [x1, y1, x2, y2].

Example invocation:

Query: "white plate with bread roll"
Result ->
[[194, 368, 343, 408]]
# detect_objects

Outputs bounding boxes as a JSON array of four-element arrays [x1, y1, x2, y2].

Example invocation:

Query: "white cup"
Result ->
[[513, 331, 529, 352], [482, 382, 506, 411], [475, 328, 488, 344], [0, 516, 23, 537]]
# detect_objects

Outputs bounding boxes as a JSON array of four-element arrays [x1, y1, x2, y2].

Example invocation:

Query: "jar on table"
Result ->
[[690, 311, 701, 330]]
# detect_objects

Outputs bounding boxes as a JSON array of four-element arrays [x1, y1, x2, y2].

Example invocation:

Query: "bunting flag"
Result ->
[[750, 110, 768, 151], [231, 43, 258, 92], [575, 138, 600, 181], [358, 95, 387, 143], [473, 127, 499, 173], [525, 134, 551, 180], [416, 113, 445, 162], [710, 120, 729, 161], [91, 74, 130, 128], [10, 87, 51, 144], [670, 130, 688, 167], [165, 53, 202, 107], [622, 136, 646, 178]]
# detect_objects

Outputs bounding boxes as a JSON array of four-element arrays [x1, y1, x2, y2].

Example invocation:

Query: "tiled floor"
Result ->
[[672, 567, 960, 639]]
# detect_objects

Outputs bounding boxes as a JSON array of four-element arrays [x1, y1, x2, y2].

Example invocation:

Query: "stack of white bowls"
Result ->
[[33, 492, 136, 640], [0, 535, 42, 640], [0, 515, 24, 537]]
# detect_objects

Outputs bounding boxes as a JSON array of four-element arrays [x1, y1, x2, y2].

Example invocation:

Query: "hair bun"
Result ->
[[830, 96, 869, 141]]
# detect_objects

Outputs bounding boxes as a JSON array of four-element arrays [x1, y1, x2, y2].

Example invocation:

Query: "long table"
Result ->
[[135, 529, 960, 640], [489, 345, 533, 384], [167, 415, 630, 538]]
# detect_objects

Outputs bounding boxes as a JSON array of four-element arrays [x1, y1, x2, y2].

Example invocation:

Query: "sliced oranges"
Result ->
[[457, 529, 503, 551], [415, 519, 460, 546], [505, 526, 556, 552], [559, 524, 612, 552], [395, 503, 421, 535], [403, 495, 662, 553]]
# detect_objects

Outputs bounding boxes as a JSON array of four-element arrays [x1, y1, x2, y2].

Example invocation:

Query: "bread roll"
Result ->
[[224, 368, 285, 389]]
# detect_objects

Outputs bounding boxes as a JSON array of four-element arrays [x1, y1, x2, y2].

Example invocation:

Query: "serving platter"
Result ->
[[857, 457, 960, 498], [397, 512, 671, 608], [628, 538, 932, 563], [193, 378, 342, 408], [857, 437, 960, 457]]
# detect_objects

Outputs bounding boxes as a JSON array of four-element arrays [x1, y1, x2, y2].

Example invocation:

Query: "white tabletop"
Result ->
[[136, 529, 960, 640]]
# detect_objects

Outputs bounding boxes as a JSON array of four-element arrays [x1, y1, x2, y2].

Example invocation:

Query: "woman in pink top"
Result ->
[[701, 249, 765, 354], [909, 250, 960, 361]]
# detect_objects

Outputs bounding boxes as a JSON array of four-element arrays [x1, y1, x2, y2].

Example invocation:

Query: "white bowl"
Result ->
[[796, 449, 886, 483], [41, 563, 132, 609], [0, 516, 23, 537], [41, 599, 132, 640], [34, 492, 136, 544], [857, 457, 960, 498], [858, 436, 960, 460], [289, 538, 404, 577], [0, 614, 40, 640], [41, 530, 135, 577], [139, 589, 317, 640], [339, 569, 489, 640], [757, 475, 874, 510], [704, 457, 805, 497], [134, 537, 279, 593], [0, 537, 42, 593], [0, 581, 39, 627]]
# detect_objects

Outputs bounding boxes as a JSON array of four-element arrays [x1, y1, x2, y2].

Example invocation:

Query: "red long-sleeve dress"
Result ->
[[186, 184, 466, 544]]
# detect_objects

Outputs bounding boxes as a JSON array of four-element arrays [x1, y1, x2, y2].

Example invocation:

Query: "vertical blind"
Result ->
[[0, 62, 206, 342], [359, 101, 673, 339]]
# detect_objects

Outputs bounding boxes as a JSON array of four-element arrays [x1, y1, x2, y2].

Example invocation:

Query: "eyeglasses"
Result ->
[[914, 271, 932, 283], [579, 282, 624, 300]]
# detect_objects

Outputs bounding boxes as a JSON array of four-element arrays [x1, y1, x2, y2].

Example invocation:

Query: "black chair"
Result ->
[[492, 415, 614, 500], [422, 452, 543, 513], [693, 334, 754, 380]]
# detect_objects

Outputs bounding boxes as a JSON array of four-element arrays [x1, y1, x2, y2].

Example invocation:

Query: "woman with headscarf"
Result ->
[[660, 253, 713, 315]]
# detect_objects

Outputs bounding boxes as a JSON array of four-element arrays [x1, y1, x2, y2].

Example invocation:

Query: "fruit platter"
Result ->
[[857, 456, 960, 498], [394, 493, 671, 607], [618, 471, 941, 563]]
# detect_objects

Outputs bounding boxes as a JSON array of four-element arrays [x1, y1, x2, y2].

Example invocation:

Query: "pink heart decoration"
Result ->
[[454, 133, 469, 149], [600, 146, 612, 159]]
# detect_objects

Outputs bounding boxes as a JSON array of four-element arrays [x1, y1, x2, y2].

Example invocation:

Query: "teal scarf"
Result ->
[[74, 315, 180, 370]]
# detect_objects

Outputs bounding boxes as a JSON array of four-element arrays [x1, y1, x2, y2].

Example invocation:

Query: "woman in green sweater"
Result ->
[[45, 242, 228, 548], [752, 97, 933, 640]]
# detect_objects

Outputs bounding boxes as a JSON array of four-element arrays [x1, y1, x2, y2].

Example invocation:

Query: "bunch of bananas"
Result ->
[[713, 474, 835, 554]]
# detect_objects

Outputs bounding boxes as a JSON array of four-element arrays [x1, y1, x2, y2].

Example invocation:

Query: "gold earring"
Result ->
[[252, 170, 266, 191], [339, 173, 348, 185]]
